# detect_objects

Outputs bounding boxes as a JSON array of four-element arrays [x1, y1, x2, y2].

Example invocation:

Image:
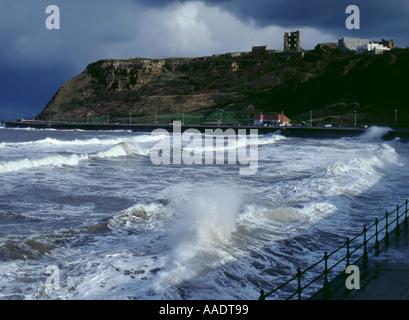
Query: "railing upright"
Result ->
[[296, 268, 302, 300], [323, 252, 330, 299], [375, 218, 380, 255], [363, 226, 368, 269], [385, 211, 390, 247], [396, 205, 400, 238], [345, 238, 350, 267]]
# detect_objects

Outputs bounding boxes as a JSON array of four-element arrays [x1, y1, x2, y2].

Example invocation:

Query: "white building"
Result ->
[[356, 42, 391, 55]]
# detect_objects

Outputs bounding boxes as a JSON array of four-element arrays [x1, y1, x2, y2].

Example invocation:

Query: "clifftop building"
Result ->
[[357, 42, 391, 55], [251, 31, 305, 55], [251, 45, 268, 53], [339, 37, 395, 54], [375, 39, 396, 49], [284, 31, 301, 51], [338, 37, 369, 53]]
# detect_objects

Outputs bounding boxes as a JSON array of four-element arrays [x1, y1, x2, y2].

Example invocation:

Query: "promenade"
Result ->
[[311, 224, 409, 300], [1, 120, 366, 138], [344, 230, 409, 300]]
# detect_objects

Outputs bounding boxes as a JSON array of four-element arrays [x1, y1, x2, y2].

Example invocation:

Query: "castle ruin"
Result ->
[[284, 31, 301, 51]]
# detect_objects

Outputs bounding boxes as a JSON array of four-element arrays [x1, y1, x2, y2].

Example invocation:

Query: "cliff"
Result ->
[[38, 46, 409, 127]]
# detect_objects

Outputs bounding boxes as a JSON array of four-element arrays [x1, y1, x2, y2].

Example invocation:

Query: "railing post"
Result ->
[[396, 205, 400, 238], [375, 218, 380, 255], [363, 226, 368, 269], [323, 252, 330, 299], [296, 268, 302, 300], [405, 199, 408, 233], [346, 238, 351, 267], [385, 212, 390, 247]]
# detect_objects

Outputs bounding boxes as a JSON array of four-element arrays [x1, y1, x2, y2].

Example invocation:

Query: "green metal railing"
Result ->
[[259, 199, 409, 300]]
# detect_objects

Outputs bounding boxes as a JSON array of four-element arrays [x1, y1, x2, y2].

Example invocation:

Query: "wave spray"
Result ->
[[153, 184, 243, 294]]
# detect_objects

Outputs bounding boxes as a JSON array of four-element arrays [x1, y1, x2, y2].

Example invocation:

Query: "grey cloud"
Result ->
[[132, 0, 409, 44]]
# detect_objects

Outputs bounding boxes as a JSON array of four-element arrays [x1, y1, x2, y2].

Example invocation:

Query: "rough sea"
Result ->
[[0, 125, 408, 300]]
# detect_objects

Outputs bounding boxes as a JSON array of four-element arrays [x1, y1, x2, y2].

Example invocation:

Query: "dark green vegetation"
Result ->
[[38, 45, 409, 127]]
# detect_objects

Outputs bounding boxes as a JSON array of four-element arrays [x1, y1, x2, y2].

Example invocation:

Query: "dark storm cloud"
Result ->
[[135, 0, 409, 42], [0, 64, 71, 119], [208, 0, 407, 30]]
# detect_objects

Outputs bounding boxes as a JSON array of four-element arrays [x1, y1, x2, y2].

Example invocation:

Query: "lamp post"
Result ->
[[310, 111, 312, 127], [395, 109, 397, 128], [129, 113, 132, 125], [354, 110, 357, 127]]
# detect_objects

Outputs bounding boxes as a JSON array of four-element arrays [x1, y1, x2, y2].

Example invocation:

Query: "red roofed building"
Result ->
[[251, 113, 290, 126]]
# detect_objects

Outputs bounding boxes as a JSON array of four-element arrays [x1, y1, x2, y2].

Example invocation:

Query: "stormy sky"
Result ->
[[1, 0, 407, 120]]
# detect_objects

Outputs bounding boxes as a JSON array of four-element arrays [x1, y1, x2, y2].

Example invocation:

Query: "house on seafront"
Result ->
[[251, 113, 291, 126]]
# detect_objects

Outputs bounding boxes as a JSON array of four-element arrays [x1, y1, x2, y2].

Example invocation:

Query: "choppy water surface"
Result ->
[[0, 125, 408, 300]]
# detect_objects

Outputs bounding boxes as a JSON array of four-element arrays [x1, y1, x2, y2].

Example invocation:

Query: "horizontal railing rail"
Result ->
[[259, 199, 409, 300]]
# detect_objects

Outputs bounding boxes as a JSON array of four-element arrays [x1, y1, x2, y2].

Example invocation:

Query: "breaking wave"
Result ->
[[358, 126, 391, 142], [0, 134, 166, 149], [107, 202, 167, 232], [94, 142, 149, 159], [0, 154, 90, 173], [0, 140, 151, 173], [182, 130, 285, 154], [278, 142, 402, 203]]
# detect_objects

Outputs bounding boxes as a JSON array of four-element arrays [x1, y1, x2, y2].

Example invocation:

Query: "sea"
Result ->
[[0, 124, 408, 300]]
